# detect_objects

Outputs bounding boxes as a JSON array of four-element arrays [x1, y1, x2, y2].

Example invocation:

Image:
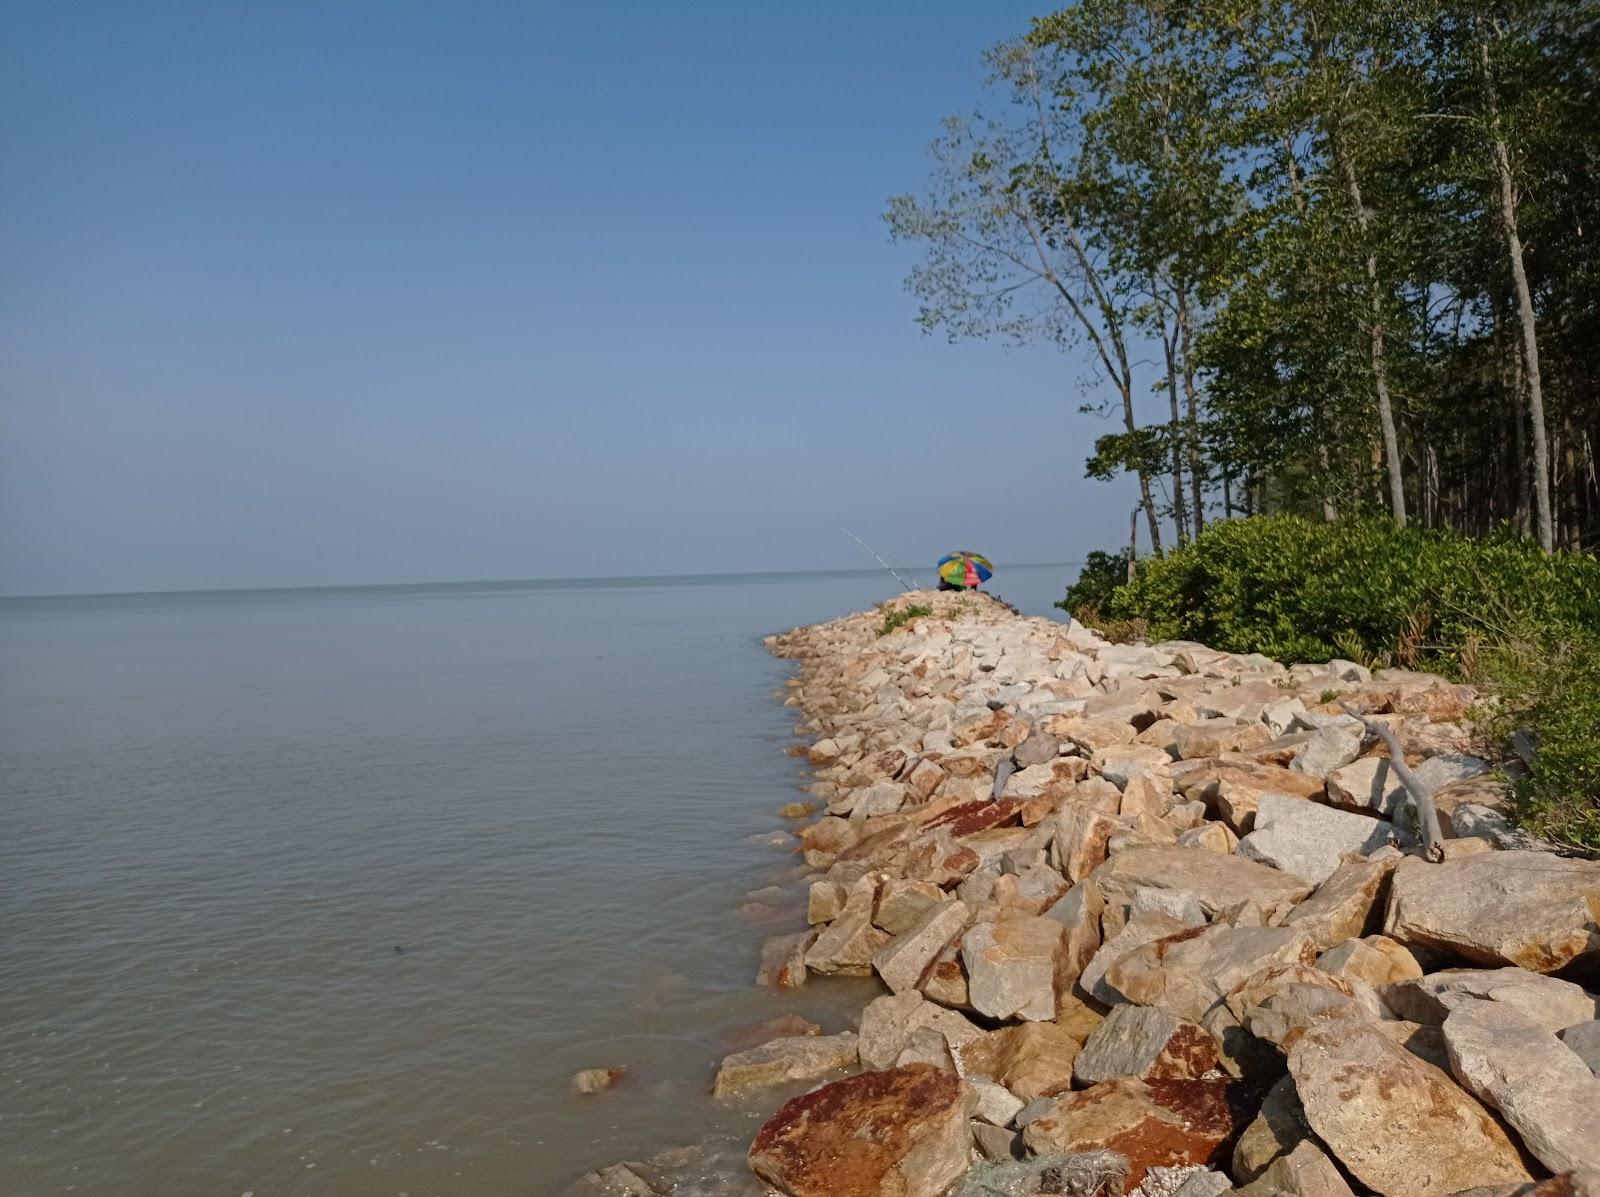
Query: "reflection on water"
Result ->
[[0, 567, 1072, 1195]]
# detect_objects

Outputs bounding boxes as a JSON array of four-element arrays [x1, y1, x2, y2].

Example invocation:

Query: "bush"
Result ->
[[879, 603, 934, 636], [1056, 550, 1130, 618], [1109, 515, 1600, 668]]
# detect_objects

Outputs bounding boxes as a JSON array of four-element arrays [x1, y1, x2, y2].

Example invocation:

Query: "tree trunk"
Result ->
[[1128, 504, 1140, 583], [1332, 130, 1408, 526], [1157, 290, 1190, 545], [1479, 17, 1553, 551], [1176, 286, 1205, 534]]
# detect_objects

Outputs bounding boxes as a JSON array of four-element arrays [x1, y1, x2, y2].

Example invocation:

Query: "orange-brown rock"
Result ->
[[957, 1019, 1088, 1100], [923, 798, 1025, 837], [1021, 1076, 1258, 1188], [748, 1064, 975, 1197]]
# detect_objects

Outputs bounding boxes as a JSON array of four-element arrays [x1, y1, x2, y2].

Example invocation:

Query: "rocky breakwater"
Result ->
[[582, 589, 1600, 1197]]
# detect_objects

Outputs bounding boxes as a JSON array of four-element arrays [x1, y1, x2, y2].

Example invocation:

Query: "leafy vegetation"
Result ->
[[878, 604, 935, 636], [889, 1, 1600, 553], [1055, 550, 1129, 617]]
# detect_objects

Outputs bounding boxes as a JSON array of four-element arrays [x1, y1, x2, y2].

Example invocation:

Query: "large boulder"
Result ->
[[1079, 912, 1193, 1006], [957, 1020, 1088, 1101], [1021, 1077, 1257, 1189], [1072, 1004, 1220, 1085], [1287, 1020, 1534, 1196], [1442, 1001, 1600, 1175], [748, 1064, 976, 1197], [962, 915, 1067, 1022], [858, 991, 983, 1071], [1383, 852, 1600, 973], [1236, 795, 1396, 885], [1317, 934, 1422, 988], [712, 1032, 860, 1098], [1382, 967, 1599, 1033], [1280, 856, 1396, 950], [1092, 847, 1314, 927], [872, 899, 969, 994], [1103, 924, 1319, 1022]]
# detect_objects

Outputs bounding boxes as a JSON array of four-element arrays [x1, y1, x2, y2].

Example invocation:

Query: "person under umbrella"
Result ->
[[936, 551, 993, 591]]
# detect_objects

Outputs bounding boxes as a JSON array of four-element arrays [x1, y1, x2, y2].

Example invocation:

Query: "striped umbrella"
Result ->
[[937, 551, 993, 589]]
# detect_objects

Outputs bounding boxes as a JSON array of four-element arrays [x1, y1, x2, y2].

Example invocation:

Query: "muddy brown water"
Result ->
[[0, 568, 1073, 1195]]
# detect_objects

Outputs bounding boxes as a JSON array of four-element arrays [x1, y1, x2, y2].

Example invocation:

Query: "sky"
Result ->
[[0, 1, 1137, 596]]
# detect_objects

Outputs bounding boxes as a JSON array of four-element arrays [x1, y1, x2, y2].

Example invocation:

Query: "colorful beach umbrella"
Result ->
[[937, 551, 994, 589]]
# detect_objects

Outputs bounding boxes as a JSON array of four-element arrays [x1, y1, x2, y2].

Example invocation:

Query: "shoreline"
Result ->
[[577, 588, 1600, 1196]]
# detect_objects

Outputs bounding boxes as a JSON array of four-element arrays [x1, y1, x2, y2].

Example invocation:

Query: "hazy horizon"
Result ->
[[1, 2, 1137, 596]]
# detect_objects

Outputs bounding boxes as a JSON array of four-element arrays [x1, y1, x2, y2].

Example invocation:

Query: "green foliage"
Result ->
[[1056, 550, 1129, 617], [1110, 515, 1600, 667], [1478, 627, 1600, 852], [878, 604, 934, 636]]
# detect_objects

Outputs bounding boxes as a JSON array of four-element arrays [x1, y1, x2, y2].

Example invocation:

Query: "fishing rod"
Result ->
[[841, 528, 918, 592]]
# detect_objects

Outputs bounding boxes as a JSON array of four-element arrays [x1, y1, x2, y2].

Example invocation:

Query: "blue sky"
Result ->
[[0, 1, 1136, 595]]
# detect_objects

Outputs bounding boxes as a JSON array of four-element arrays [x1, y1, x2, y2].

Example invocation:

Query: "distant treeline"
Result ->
[[889, 0, 1600, 554]]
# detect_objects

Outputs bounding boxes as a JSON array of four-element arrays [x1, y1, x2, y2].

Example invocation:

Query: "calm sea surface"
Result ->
[[0, 566, 1075, 1196]]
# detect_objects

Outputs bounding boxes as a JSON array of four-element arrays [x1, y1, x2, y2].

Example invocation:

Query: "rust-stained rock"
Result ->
[[858, 990, 982, 1071], [1287, 1019, 1534, 1196], [1383, 851, 1600, 973], [1051, 805, 1122, 884], [1073, 1004, 1221, 1085], [747, 1064, 975, 1197], [1317, 934, 1422, 988], [962, 915, 1068, 1022], [1104, 925, 1319, 1022], [1021, 1077, 1258, 1189], [757, 930, 816, 988], [923, 797, 1025, 837]]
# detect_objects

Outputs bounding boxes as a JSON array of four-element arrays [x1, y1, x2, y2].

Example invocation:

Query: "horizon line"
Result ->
[[0, 562, 1082, 603]]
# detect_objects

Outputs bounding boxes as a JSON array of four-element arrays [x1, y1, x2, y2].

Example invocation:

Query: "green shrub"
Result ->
[[879, 603, 934, 636], [1109, 515, 1600, 668], [1056, 550, 1130, 618]]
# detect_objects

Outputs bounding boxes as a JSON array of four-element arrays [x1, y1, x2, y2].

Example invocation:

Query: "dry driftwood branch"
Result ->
[[1339, 704, 1445, 861]]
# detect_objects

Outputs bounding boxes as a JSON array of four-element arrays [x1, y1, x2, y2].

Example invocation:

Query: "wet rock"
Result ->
[[799, 815, 858, 858], [1022, 1077, 1257, 1189], [571, 1067, 626, 1094], [1104, 925, 1319, 1022], [857, 990, 982, 1071], [1383, 851, 1600, 972], [1316, 934, 1422, 987], [962, 915, 1068, 1022], [1279, 857, 1395, 950], [1442, 1001, 1600, 1175], [779, 801, 818, 818], [1236, 796, 1396, 885], [807, 880, 847, 924], [1073, 1005, 1221, 1085], [757, 930, 816, 988], [1287, 1019, 1534, 1196], [720, 1015, 824, 1051], [873, 898, 969, 995], [712, 1032, 859, 1098], [747, 1064, 975, 1197], [958, 1020, 1089, 1101], [1382, 967, 1598, 1032], [580, 1162, 662, 1195]]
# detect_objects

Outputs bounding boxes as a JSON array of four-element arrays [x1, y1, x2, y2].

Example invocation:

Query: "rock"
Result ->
[[581, 1163, 662, 1195], [721, 1015, 824, 1051], [1059, 716, 1142, 752], [994, 861, 1070, 915], [758, 931, 816, 988], [1022, 1077, 1257, 1189], [896, 1025, 958, 1071], [806, 895, 891, 977], [571, 1067, 625, 1094], [1382, 967, 1599, 1033], [968, 1121, 1026, 1163], [1042, 880, 1105, 995], [748, 1064, 975, 1197], [962, 915, 1067, 1022], [1015, 730, 1063, 768], [1104, 925, 1319, 1022], [1279, 857, 1395, 949], [1450, 1174, 1600, 1197], [1287, 1020, 1533, 1196], [1237, 795, 1396, 884], [1128, 886, 1208, 928], [1172, 719, 1273, 760], [950, 1154, 1131, 1197], [807, 880, 847, 924], [1122, 773, 1178, 818], [874, 878, 946, 934], [1383, 852, 1600, 972], [1073, 1005, 1221, 1085], [1328, 753, 1491, 820], [1237, 1140, 1354, 1197], [1094, 745, 1176, 788], [969, 1076, 1026, 1126], [924, 798, 1026, 838], [857, 991, 983, 1071], [873, 899, 969, 994], [1052, 805, 1122, 883], [1177, 822, 1238, 854], [1443, 1001, 1600, 1175], [1165, 1169, 1235, 1197], [779, 801, 818, 818], [711, 1032, 859, 1098], [958, 1021, 1089, 1101], [1289, 726, 1363, 778], [1091, 848, 1314, 927], [1079, 913, 1192, 1006], [1232, 1074, 1308, 1184], [906, 757, 947, 801], [1317, 935, 1422, 987], [1561, 1021, 1600, 1076], [800, 815, 858, 857]]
